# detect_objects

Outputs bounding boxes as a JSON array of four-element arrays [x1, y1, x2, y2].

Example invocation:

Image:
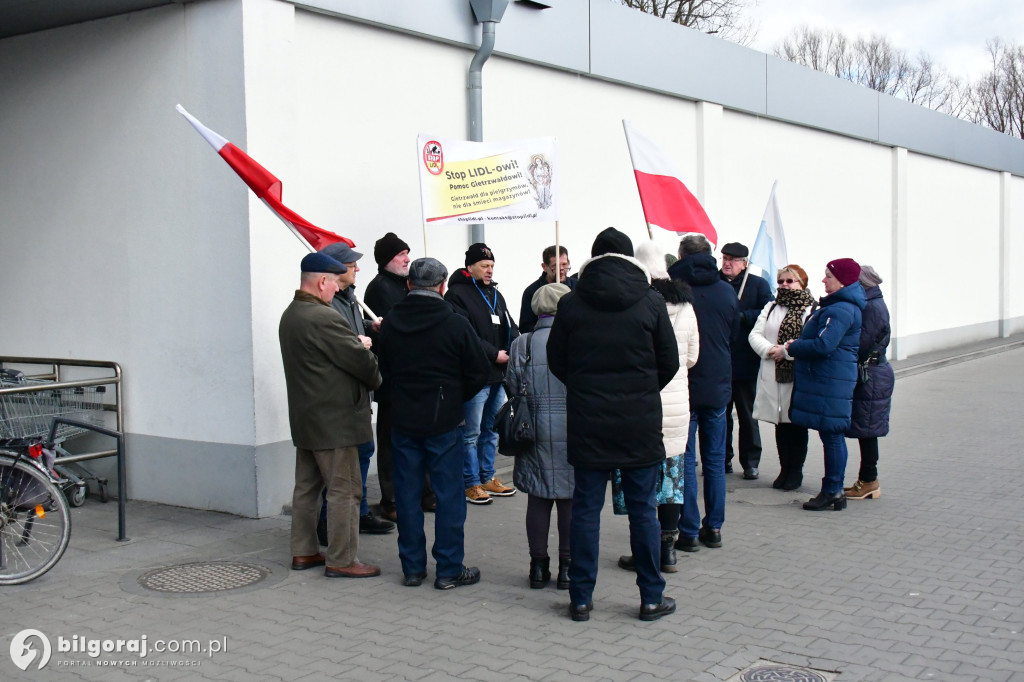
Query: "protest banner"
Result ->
[[416, 135, 558, 226]]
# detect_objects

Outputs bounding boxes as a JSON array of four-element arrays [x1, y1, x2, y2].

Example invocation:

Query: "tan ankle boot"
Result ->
[[844, 479, 880, 499]]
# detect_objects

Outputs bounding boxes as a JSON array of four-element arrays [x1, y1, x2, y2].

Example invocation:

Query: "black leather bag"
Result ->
[[495, 334, 535, 457]]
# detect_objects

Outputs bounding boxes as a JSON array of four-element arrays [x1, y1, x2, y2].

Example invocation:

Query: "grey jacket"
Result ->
[[505, 317, 574, 499]]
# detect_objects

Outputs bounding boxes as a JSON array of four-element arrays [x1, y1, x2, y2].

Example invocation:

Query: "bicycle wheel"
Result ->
[[0, 451, 72, 585]]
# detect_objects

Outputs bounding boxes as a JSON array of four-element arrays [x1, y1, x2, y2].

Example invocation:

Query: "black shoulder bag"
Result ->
[[495, 333, 535, 457]]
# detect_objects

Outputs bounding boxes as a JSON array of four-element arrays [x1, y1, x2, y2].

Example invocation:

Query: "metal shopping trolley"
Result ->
[[0, 367, 117, 584], [0, 369, 109, 504]]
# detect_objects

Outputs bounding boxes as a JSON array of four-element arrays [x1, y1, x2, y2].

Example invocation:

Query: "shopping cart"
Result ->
[[0, 368, 110, 584]]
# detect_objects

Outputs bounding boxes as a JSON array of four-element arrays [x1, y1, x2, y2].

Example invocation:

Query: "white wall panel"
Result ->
[[0, 0, 256, 445], [905, 154, 1000, 337], [719, 112, 892, 290]]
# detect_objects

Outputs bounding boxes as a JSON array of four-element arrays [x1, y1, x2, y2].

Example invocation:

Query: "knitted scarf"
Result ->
[[774, 287, 816, 383]]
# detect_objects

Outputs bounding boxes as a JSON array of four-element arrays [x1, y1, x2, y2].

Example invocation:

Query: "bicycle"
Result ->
[[0, 443, 71, 585], [0, 368, 108, 584]]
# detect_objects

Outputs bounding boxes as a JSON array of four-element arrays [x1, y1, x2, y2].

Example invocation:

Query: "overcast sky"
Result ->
[[747, 0, 1024, 80]]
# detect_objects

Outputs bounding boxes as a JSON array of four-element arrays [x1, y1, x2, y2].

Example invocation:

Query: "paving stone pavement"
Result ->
[[4, 344, 1024, 681]]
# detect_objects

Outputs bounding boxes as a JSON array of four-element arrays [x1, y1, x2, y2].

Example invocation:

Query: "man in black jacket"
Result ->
[[377, 258, 490, 590], [445, 243, 520, 505], [548, 227, 679, 622], [668, 234, 738, 551], [518, 245, 577, 333], [719, 242, 773, 479]]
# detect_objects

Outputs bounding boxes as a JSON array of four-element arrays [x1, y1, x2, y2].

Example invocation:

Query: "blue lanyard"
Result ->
[[474, 281, 498, 315]]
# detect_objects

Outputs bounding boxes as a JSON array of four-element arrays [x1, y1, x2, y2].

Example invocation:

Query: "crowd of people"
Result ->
[[276, 226, 894, 619]]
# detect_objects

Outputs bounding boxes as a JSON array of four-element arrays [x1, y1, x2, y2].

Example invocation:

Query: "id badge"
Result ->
[[490, 314, 501, 325]]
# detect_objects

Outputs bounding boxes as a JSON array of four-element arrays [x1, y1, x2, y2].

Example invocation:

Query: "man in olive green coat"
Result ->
[[279, 252, 383, 578]]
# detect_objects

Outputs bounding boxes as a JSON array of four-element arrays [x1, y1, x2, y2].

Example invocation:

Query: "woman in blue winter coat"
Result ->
[[784, 258, 866, 512], [505, 282, 574, 589], [844, 265, 894, 501]]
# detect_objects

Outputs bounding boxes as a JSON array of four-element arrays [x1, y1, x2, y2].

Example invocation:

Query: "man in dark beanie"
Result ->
[[718, 241, 772, 479], [364, 232, 434, 521], [548, 226, 679, 622], [445, 242, 520, 505]]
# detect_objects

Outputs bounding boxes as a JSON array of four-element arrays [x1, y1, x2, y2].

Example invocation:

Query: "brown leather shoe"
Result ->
[[325, 562, 381, 578], [291, 553, 326, 570]]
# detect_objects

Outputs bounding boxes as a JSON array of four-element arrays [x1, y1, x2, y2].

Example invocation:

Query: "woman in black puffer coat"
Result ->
[[843, 265, 894, 500]]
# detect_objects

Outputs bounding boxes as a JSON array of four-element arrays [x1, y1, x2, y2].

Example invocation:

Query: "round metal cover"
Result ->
[[739, 666, 829, 682], [138, 561, 270, 594]]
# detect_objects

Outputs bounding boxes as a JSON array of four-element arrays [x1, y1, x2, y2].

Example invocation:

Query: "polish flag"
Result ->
[[176, 104, 354, 250], [622, 120, 717, 245]]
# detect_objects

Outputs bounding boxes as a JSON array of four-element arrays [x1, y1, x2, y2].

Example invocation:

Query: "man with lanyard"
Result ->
[[445, 243, 520, 505]]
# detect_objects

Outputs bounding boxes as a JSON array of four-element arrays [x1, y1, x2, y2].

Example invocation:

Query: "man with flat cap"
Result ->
[[378, 258, 490, 589], [279, 251, 382, 578], [364, 232, 436, 520], [319, 241, 394, 536], [718, 242, 772, 480]]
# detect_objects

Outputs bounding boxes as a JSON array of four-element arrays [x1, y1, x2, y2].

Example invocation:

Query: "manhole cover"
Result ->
[[138, 561, 270, 594], [735, 664, 832, 682]]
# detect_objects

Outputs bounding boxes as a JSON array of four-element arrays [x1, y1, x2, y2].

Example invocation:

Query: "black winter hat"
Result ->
[[465, 243, 495, 266], [373, 232, 411, 268], [720, 242, 749, 258], [591, 227, 633, 257]]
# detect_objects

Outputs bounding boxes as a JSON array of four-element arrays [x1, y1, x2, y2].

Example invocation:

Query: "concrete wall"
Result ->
[[1, 0, 1021, 516]]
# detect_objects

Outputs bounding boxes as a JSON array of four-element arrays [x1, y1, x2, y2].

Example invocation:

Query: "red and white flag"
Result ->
[[622, 120, 717, 246], [176, 104, 354, 251]]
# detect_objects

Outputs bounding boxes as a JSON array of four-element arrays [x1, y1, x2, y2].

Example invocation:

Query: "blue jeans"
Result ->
[[392, 427, 467, 580], [462, 383, 505, 488], [320, 440, 374, 523], [569, 465, 664, 606], [680, 406, 727, 539], [819, 431, 848, 494]]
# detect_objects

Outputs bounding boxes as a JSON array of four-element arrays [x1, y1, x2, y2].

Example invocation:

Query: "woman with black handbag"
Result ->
[[844, 265, 894, 500], [504, 282, 573, 589]]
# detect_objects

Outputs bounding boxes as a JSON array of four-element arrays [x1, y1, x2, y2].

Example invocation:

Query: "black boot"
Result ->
[[529, 557, 551, 589], [660, 533, 678, 573], [802, 490, 846, 511], [556, 559, 570, 590]]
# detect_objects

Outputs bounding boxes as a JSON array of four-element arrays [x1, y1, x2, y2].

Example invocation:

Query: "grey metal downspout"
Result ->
[[467, 21, 496, 245]]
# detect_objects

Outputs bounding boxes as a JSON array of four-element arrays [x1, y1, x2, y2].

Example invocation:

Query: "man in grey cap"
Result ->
[[318, 242, 395, 536], [279, 251, 382, 578], [377, 258, 490, 589]]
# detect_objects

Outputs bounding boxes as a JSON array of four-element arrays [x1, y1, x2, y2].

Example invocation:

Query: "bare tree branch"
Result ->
[[618, 0, 758, 46]]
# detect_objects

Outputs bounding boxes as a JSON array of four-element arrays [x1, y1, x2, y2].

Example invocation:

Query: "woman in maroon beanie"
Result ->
[[784, 258, 866, 511]]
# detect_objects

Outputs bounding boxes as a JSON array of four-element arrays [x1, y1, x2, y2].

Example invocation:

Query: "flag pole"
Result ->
[[623, 120, 655, 242], [284, 214, 379, 320], [422, 221, 429, 257], [555, 221, 561, 282], [737, 266, 750, 299]]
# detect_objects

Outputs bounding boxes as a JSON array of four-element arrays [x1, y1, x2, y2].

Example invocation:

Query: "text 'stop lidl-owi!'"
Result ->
[[417, 135, 558, 226]]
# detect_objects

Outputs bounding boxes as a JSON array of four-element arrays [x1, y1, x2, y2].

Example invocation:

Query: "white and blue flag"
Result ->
[[748, 181, 788, 295]]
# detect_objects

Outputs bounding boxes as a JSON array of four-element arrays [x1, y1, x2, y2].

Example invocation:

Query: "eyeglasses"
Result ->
[[777, 278, 798, 285]]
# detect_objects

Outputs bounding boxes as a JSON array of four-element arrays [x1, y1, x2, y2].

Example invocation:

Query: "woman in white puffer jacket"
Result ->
[[748, 264, 816, 491], [614, 240, 699, 574]]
